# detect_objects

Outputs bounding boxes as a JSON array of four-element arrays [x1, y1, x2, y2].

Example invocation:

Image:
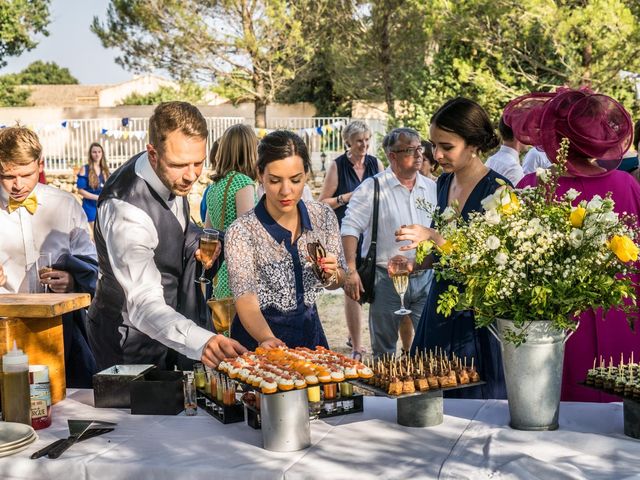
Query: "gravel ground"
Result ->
[[316, 289, 372, 356]]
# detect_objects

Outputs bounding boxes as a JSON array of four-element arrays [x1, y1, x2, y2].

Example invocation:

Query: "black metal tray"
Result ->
[[350, 379, 485, 399], [579, 381, 640, 401], [196, 387, 244, 424]]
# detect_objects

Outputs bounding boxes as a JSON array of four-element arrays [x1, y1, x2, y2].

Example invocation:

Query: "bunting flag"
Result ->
[[255, 120, 346, 140]]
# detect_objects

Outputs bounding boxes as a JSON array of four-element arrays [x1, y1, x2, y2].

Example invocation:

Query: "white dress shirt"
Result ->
[[0, 183, 96, 293], [341, 168, 437, 267], [522, 147, 551, 175], [485, 145, 524, 186], [97, 153, 214, 361]]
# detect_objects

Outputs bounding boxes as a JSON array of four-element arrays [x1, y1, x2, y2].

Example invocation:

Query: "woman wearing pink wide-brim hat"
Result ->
[[505, 87, 640, 402]]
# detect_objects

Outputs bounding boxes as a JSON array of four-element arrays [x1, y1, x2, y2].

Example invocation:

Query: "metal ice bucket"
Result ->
[[260, 389, 311, 452]]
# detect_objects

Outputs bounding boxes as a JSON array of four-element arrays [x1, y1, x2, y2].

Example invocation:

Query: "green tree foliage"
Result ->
[[120, 83, 206, 105], [403, 0, 640, 132], [10, 60, 78, 84], [0, 76, 31, 107], [0, 0, 50, 67], [0, 61, 77, 106], [92, 0, 316, 127]]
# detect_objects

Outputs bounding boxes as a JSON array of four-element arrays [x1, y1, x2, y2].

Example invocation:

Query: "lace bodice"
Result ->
[[225, 200, 346, 312]]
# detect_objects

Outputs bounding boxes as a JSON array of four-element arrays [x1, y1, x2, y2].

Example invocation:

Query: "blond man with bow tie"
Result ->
[[0, 126, 96, 294]]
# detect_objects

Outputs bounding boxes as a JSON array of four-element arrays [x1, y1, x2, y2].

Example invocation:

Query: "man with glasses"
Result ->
[[87, 101, 246, 371], [341, 128, 437, 358]]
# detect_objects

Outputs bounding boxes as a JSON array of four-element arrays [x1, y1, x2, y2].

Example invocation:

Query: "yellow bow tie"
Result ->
[[8, 194, 38, 214]]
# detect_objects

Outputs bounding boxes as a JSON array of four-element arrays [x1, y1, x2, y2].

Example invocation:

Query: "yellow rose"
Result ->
[[438, 240, 454, 255], [500, 191, 520, 215], [570, 206, 586, 228], [608, 235, 639, 263]]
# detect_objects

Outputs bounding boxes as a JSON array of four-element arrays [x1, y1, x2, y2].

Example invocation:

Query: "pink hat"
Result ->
[[503, 87, 632, 177]]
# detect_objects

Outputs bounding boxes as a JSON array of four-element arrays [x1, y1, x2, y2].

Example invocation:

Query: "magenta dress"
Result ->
[[518, 170, 640, 402]]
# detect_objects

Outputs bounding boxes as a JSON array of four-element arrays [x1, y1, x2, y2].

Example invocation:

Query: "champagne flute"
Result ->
[[388, 255, 411, 315], [196, 229, 219, 285], [36, 252, 53, 293]]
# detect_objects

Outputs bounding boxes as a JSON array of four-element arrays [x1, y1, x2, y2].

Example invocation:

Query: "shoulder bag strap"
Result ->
[[213, 173, 237, 288], [369, 177, 379, 256]]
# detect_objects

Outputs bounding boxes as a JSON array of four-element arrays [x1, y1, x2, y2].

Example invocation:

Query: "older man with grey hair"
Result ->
[[341, 127, 437, 358]]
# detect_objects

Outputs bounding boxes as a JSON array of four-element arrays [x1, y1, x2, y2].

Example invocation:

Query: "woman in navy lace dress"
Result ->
[[226, 130, 347, 350]]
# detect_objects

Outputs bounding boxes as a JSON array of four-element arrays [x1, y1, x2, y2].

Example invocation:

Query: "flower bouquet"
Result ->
[[415, 138, 640, 430], [417, 139, 639, 345]]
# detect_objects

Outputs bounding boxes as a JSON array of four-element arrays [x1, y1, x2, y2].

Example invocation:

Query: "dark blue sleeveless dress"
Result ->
[[411, 170, 511, 399], [333, 153, 379, 226]]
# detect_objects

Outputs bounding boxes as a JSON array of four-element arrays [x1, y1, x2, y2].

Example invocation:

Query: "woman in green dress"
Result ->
[[205, 124, 258, 331]]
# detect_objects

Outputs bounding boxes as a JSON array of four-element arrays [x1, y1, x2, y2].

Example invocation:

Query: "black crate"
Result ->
[[130, 370, 185, 415], [196, 388, 244, 424], [93, 365, 156, 409]]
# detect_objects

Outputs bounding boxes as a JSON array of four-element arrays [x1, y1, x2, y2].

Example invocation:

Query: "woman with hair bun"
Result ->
[[225, 130, 347, 350], [395, 97, 508, 399]]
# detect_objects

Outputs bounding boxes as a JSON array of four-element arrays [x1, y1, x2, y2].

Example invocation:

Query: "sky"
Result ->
[[1, 0, 131, 85]]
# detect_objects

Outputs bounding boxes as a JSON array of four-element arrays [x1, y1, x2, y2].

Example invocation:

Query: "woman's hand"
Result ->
[[259, 337, 286, 349], [319, 253, 338, 279], [395, 224, 443, 251]]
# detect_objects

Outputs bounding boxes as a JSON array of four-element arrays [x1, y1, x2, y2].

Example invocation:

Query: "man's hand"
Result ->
[[40, 269, 74, 293], [201, 335, 247, 368], [343, 269, 364, 302], [0, 264, 6, 288], [195, 240, 222, 270]]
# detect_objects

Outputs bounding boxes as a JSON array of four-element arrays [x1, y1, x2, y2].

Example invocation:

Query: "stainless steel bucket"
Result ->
[[260, 389, 311, 452], [491, 319, 572, 431]]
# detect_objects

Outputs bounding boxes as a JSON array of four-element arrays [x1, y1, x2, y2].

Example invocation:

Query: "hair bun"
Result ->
[[483, 133, 500, 152]]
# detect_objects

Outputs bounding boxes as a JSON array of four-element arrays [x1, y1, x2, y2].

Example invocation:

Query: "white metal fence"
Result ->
[[28, 116, 387, 172]]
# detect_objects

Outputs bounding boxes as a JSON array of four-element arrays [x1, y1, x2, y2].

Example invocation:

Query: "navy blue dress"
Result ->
[[333, 153, 379, 226], [412, 170, 511, 399], [230, 198, 330, 351]]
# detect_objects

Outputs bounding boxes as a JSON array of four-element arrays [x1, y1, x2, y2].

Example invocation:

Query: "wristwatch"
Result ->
[[337, 195, 345, 206]]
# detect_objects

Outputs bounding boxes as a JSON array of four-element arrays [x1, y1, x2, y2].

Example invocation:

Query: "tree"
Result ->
[[120, 83, 206, 105], [92, 0, 317, 127], [0, 77, 30, 107], [0, 0, 50, 67], [15, 60, 78, 84]]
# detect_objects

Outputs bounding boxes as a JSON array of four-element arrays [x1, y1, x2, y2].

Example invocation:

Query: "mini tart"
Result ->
[[344, 366, 358, 379], [305, 374, 319, 385], [317, 370, 332, 383], [252, 376, 264, 388], [357, 367, 374, 379], [278, 378, 295, 391], [294, 378, 307, 389], [330, 370, 345, 382], [261, 378, 278, 394]]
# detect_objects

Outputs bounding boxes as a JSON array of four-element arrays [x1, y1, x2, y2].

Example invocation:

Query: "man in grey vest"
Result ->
[[87, 101, 246, 370]]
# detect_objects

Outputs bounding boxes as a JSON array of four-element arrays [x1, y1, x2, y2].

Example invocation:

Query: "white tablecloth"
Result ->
[[0, 390, 638, 479]]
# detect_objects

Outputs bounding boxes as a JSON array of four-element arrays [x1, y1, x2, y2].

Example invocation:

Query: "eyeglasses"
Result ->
[[392, 146, 424, 156]]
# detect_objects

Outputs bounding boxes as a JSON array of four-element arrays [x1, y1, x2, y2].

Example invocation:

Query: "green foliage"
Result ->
[[120, 83, 206, 105], [9, 60, 78, 84], [0, 0, 50, 67], [0, 76, 30, 107], [400, 0, 640, 128], [92, 0, 317, 126]]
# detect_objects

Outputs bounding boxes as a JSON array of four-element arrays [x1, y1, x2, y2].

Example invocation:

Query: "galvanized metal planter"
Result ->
[[489, 319, 575, 431]]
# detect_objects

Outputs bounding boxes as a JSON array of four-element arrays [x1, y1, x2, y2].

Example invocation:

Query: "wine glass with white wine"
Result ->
[[387, 255, 412, 315], [195, 229, 219, 285]]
